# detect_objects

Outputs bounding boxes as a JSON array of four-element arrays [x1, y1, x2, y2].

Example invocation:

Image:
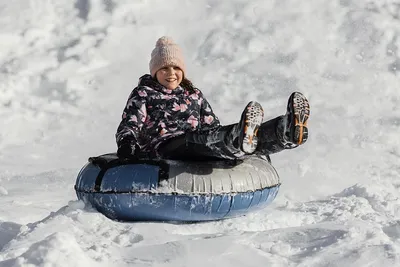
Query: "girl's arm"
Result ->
[[115, 87, 148, 145], [199, 93, 221, 131]]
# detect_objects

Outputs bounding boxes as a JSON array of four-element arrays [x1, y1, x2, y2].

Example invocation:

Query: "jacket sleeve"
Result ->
[[199, 92, 221, 131], [115, 87, 148, 145]]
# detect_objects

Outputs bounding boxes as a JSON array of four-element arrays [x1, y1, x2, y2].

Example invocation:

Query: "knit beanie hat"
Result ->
[[149, 36, 186, 77]]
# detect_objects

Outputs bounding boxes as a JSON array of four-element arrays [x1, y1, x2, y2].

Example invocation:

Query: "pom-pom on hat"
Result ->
[[149, 36, 186, 77]]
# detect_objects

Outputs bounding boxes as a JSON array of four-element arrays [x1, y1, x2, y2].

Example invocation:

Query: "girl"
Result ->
[[116, 36, 310, 161]]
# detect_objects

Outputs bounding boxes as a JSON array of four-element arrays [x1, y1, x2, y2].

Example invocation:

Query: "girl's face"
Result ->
[[156, 66, 183, 90]]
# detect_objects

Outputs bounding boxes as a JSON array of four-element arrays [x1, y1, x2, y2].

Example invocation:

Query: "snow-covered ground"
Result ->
[[1, 0, 400, 266]]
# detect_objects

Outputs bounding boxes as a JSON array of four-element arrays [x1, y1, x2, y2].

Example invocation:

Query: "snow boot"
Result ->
[[278, 92, 310, 147], [238, 101, 264, 154]]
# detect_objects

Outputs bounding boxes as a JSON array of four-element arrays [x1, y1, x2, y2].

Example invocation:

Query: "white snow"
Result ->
[[1, 0, 400, 266]]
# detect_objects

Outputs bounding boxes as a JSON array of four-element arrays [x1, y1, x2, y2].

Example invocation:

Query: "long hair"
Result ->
[[180, 77, 197, 94]]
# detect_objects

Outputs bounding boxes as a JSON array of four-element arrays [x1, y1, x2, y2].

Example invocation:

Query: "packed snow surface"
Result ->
[[1, 0, 399, 266]]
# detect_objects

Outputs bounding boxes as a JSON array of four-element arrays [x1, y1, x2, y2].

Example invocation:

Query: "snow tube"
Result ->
[[74, 153, 280, 222]]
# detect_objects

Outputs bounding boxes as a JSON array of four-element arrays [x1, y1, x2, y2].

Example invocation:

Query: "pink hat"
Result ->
[[149, 36, 186, 77]]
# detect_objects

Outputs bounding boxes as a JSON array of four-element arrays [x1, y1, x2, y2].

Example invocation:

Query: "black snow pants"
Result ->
[[157, 116, 286, 161]]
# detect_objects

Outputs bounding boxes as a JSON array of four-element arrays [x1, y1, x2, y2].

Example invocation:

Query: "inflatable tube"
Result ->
[[74, 153, 280, 222]]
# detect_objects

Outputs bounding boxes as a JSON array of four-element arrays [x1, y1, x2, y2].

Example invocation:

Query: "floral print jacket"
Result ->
[[116, 74, 221, 152]]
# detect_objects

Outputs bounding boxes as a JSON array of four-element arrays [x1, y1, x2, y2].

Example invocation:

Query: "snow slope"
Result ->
[[0, 0, 399, 266]]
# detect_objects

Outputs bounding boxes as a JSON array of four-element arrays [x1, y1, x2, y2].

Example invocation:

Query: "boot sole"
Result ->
[[240, 101, 264, 154], [289, 92, 310, 145]]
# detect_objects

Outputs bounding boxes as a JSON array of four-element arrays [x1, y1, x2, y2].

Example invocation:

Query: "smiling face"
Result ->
[[155, 66, 184, 90]]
